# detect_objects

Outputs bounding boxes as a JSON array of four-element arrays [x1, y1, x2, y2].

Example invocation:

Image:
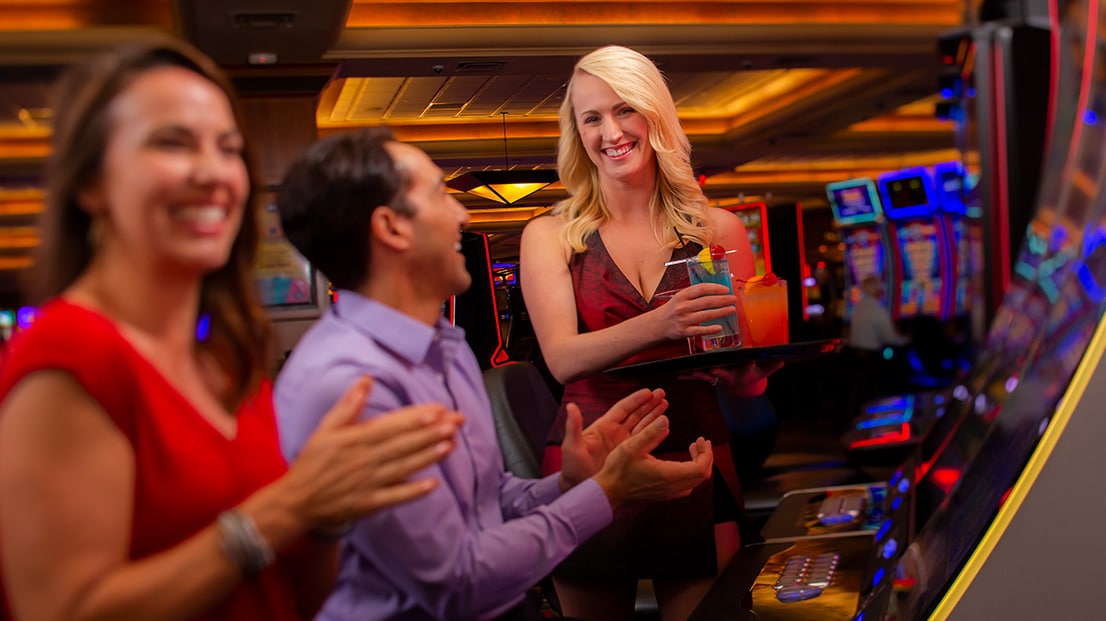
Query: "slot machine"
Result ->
[[689, 1, 1102, 617], [877, 167, 955, 321], [826, 178, 895, 322], [932, 160, 981, 320], [449, 230, 509, 370]]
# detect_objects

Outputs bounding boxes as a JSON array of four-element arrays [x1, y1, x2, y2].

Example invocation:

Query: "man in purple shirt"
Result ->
[[273, 127, 715, 621]]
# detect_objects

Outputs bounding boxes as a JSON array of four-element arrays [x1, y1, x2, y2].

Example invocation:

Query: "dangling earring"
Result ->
[[87, 215, 104, 250]]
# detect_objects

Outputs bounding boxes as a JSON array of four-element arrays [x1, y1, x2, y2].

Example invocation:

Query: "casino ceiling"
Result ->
[[0, 0, 975, 296]]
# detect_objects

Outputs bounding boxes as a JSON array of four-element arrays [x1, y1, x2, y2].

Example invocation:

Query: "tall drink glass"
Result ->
[[686, 255, 742, 352], [738, 275, 789, 346]]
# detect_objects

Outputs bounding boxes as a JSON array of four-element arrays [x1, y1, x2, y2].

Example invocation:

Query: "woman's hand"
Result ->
[[653, 283, 739, 342], [277, 377, 464, 532]]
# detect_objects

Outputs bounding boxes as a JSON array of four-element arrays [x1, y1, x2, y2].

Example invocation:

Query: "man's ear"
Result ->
[[369, 206, 414, 252]]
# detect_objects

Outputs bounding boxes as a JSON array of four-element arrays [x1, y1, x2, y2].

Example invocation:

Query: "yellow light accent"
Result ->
[[448, 169, 559, 205]]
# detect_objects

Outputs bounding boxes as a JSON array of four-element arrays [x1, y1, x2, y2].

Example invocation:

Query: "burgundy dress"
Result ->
[[544, 233, 744, 581]]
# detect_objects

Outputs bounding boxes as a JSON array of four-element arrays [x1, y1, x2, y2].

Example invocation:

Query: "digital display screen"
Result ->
[[935, 164, 968, 215], [880, 171, 933, 220], [831, 186, 877, 219], [885, 176, 930, 210], [827, 178, 882, 225]]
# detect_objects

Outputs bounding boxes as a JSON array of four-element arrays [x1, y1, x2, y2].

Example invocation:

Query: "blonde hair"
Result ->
[[554, 45, 711, 252]]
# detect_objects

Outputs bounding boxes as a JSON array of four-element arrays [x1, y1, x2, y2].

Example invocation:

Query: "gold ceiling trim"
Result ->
[[0, 0, 173, 30], [847, 116, 956, 133], [713, 148, 966, 179], [466, 205, 554, 225], [0, 256, 33, 271], [0, 132, 52, 161], [724, 68, 861, 132], [346, 1, 963, 28], [0, 226, 40, 250]]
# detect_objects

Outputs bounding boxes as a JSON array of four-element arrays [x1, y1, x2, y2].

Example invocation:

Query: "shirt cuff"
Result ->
[[532, 472, 564, 503], [554, 478, 614, 542]]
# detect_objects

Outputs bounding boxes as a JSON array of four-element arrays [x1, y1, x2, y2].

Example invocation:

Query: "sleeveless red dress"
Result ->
[[0, 299, 304, 621], [545, 234, 744, 580]]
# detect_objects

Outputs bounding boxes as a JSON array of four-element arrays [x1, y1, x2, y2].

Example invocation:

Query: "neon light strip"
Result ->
[[992, 43, 1012, 299]]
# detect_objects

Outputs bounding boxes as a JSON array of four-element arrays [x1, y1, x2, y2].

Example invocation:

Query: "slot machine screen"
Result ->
[[828, 180, 881, 225], [934, 164, 968, 216], [880, 172, 936, 220]]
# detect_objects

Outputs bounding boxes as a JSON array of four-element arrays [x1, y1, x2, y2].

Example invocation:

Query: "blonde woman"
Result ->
[[521, 45, 777, 620]]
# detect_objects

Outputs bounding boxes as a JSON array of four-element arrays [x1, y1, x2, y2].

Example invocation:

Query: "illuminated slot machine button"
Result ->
[[776, 584, 823, 603], [881, 538, 899, 559], [807, 575, 832, 589], [875, 519, 892, 542], [811, 554, 839, 572], [775, 556, 811, 590]]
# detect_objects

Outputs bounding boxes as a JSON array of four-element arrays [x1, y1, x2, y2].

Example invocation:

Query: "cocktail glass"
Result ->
[[686, 255, 742, 352], [738, 276, 789, 346]]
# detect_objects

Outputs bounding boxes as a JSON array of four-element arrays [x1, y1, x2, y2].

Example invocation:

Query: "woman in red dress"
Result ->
[[520, 45, 779, 621], [0, 37, 462, 621]]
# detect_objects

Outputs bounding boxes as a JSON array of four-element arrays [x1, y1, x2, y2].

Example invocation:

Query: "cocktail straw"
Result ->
[[664, 248, 736, 266]]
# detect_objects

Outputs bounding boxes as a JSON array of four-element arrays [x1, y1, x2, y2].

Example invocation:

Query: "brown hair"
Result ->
[[33, 35, 270, 409]]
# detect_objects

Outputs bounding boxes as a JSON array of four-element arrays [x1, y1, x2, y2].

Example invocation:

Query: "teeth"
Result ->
[[604, 144, 634, 157], [176, 206, 226, 224], [455, 242, 463, 251]]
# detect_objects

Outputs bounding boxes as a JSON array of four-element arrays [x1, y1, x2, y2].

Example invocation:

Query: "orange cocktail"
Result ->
[[738, 274, 789, 346]]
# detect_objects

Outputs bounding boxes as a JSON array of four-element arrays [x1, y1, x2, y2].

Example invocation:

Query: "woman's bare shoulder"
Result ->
[[521, 212, 574, 266], [522, 211, 564, 236]]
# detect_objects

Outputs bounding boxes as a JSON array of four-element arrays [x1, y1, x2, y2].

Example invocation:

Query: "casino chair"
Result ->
[[482, 361, 559, 479]]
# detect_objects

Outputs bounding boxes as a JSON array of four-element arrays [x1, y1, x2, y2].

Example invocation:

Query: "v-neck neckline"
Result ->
[[593, 232, 687, 306]]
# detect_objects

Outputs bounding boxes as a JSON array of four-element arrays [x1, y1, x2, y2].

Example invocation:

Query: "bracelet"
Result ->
[[216, 510, 275, 576], [309, 520, 355, 541]]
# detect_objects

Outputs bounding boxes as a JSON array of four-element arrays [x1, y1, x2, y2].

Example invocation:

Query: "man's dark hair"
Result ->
[[277, 127, 410, 290]]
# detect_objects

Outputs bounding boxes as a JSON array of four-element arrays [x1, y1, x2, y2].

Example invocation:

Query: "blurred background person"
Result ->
[[844, 273, 911, 417], [848, 274, 910, 354]]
